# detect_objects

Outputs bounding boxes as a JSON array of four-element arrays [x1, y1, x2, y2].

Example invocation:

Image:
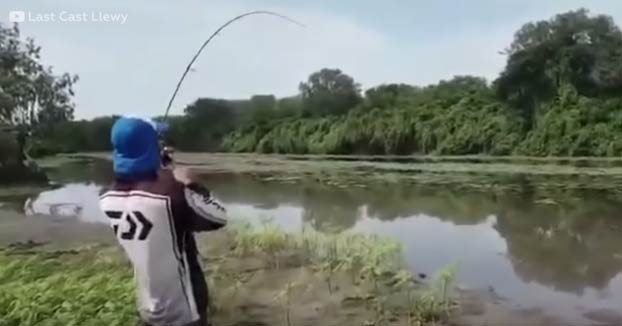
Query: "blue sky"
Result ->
[[1, 0, 621, 119]]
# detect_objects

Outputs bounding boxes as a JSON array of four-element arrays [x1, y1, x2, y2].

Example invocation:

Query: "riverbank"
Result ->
[[0, 222, 459, 326], [1, 221, 575, 326]]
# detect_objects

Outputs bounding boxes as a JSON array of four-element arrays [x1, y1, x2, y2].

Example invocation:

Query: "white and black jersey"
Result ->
[[99, 170, 226, 326]]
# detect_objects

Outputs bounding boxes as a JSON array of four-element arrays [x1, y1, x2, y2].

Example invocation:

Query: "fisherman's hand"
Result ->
[[173, 167, 198, 185]]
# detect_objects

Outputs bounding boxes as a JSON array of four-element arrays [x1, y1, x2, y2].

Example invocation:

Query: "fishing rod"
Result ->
[[162, 10, 305, 121], [157, 10, 304, 167]]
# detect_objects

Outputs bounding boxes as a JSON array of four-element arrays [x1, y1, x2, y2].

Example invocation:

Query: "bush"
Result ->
[[0, 130, 20, 166], [223, 93, 524, 156], [26, 139, 74, 158], [517, 89, 622, 156]]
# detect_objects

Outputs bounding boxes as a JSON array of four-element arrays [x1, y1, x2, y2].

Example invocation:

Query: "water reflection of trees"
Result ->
[[206, 174, 362, 231], [207, 175, 499, 228], [206, 174, 622, 294], [495, 196, 622, 294]]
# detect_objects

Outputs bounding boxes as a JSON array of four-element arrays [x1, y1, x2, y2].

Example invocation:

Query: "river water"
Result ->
[[2, 158, 622, 324]]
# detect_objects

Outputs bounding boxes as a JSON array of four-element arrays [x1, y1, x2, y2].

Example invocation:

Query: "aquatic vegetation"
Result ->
[[406, 264, 459, 323], [73, 152, 622, 196], [432, 264, 459, 316]]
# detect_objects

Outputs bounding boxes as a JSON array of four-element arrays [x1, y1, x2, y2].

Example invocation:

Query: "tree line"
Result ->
[[3, 9, 622, 157], [0, 23, 77, 161]]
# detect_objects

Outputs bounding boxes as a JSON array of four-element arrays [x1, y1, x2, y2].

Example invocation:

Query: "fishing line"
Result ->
[[162, 10, 305, 121]]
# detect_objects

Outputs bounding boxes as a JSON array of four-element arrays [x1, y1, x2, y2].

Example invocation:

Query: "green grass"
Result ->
[[0, 249, 137, 326]]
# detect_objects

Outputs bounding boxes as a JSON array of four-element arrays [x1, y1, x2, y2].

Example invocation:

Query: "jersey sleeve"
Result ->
[[183, 182, 228, 231]]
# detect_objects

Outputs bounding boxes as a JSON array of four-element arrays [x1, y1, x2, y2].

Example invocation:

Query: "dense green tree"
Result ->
[[245, 95, 277, 125], [299, 68, 361, 117], [518, 85, 622, 156], [495, 9, 622, 127], [414, 76, 491, 108], [0, 23, 78, 159], [275, 96, 303, 118], [0, 126, 20, 165], [27, 116, 117, 156], [363, 84, 416, 111], [0, 24, 77, 130], [172, 98, 237, 151]]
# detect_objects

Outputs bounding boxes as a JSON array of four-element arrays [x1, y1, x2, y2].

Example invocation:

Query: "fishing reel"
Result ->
[[153, 121, 175, 168]]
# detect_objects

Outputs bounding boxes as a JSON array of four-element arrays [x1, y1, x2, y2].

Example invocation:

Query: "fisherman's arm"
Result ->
[[173, 167, 227, 231], [183, 182, 228, 231]]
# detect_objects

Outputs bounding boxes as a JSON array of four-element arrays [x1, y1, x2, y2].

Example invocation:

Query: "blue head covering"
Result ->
[[111, 117, 160, 181]]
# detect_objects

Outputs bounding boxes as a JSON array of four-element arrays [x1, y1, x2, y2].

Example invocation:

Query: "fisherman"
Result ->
[[99, 116, 227, 326]]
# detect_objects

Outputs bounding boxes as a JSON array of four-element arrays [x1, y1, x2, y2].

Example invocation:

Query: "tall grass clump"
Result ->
[[228, 221, 459, 324], [230, 221, 405, 282]]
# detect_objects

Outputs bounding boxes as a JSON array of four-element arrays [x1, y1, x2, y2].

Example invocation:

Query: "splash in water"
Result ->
[[24, 183, 107, 224]]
